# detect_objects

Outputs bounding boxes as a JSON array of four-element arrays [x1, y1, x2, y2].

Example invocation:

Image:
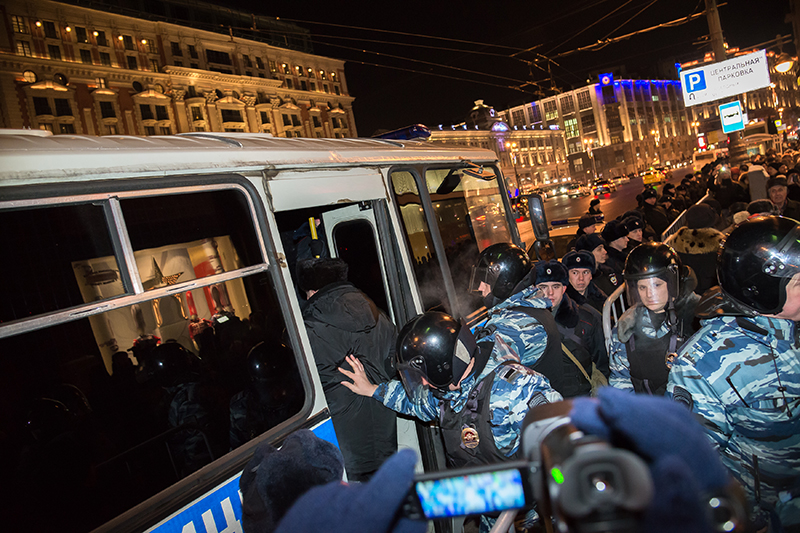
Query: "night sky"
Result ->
[[232, 0, 793, 136]]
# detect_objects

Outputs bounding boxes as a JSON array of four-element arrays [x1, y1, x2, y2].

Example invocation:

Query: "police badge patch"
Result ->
[[461, 425, 479, 449], [671, 385, 693, 410]]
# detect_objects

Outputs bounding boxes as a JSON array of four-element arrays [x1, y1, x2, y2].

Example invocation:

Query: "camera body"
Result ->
[[402, 400, 653, 532]]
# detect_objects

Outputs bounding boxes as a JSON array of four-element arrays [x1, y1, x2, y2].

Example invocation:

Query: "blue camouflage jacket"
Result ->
[[667, 315, 800, 527], [608, 305, 668, 392], [373, 338, 562, 457], [475, 286, 551, 368]]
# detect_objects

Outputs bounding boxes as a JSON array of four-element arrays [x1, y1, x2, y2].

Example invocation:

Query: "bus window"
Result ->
[[0, 203, 125, 323], [390, 170, 449, 314], [332, 219, 390, 315], [424, 167, 512, 317], [0, 188, 305, 532]]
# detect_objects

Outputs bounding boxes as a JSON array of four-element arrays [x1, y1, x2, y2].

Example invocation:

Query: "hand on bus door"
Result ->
[[339, 354, 379, 397]]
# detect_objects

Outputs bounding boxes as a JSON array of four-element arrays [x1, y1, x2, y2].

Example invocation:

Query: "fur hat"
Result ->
[[733, 211, 751, 225], [535, 260, 568, 285], [590, 198, 601, 207], [575, 233, 606, 253], [240, 429, 345, 533], [747, 199, 776, 215], [562, 250, 596, 274], [685, 204, 717, 229], [578, 214, 597, 230], [297, 258, 348, 293], [642, 187, 658, 200], [767, 176, 788, 191], [601, 220, 629, 243], [623, 216, 644, 232]]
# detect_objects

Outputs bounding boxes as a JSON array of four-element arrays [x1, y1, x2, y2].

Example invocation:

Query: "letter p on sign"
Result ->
[[684, 71, 706, 93]]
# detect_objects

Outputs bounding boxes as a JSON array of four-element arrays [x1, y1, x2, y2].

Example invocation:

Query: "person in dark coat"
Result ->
[[641, 187, 671, 238], [587, 198, 603, 215], [575, 233, 622, 298], [567, 213, 599, 251], [623, 215, 645, 254], [562, 250, 607, 314], [535, 261, 609, 397], [601, 220, 630, 275], [664, 203, 725, 296], [767, 176, 800, 220], [298, 258, 398, 481]]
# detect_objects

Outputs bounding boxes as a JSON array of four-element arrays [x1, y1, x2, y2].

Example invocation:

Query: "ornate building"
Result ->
[[500, 79, 696, 182], [0, 0, 356, 137]]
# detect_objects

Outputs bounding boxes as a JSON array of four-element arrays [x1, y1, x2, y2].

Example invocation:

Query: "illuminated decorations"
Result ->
[[600, 73, 614, 86], [22, 70, 37, 83], [491, 122, 510, 132], [143, 257, 183, 290]]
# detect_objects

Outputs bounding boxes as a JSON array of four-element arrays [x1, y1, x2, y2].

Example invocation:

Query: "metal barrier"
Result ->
[[602, 282, 628, 354], [660, 192, 710, 241]]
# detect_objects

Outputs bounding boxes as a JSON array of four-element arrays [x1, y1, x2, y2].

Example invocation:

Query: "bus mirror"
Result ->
[[524, 194, 550, 241], [436, 168, 462, 195]]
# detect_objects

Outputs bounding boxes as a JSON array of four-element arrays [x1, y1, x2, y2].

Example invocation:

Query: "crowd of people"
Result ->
[[239, 151, 799, 533]]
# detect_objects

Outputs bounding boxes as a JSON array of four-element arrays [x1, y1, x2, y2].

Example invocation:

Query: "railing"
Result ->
[[602, 283, 628, 353], [660, 191, 710, 241]]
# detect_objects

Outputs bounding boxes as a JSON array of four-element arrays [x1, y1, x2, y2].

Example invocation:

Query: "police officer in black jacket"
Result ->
[[535, 260, 609, 397]]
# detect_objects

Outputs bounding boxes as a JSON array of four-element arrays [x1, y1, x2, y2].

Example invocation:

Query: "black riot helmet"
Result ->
[[395, 312, 477, 404], [623, 242, 682, 309], [470, 243, 531, 300], [247, 341, 295, 384], [146, 341, 197, 387], [718, 215, 800, 315]]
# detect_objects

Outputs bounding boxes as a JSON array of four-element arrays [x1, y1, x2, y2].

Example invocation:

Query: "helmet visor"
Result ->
[[626, 275, 675, 312], [769, 223, 800, 280], [397, 356, 433, 405], [469, 264, 493, 294]]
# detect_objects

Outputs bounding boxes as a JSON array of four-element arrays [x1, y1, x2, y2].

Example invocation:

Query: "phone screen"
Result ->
[[413, 467, 527, 519]]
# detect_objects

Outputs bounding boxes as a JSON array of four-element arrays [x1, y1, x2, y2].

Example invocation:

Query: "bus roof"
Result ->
[[0, 133, 498, 185]]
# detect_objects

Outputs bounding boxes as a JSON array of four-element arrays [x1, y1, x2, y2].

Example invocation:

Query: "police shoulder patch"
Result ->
[[671, 385, 694, 410], [527, 392, 549, 409]]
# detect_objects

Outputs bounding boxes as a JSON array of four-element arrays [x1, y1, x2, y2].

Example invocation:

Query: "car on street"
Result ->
[[567, 184, 590, 198], [592, 179, 616, 195]]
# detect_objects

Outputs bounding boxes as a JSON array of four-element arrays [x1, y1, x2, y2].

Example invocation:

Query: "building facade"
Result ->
[[0, 0, 356, 137], [501, 79, 696, 181], [428, 100, 569, 194]]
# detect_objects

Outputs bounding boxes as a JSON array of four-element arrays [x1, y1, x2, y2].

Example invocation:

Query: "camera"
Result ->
[[402, 400, 654, 532]]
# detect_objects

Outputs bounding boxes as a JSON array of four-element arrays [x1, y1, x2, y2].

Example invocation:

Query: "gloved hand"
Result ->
[[308, 238, 325, 259], [275, 449, 425, 533], [569, 387, 738, 533]]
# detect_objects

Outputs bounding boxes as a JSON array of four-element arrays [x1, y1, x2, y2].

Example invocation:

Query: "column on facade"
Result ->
[[172, 89, 190, 132]]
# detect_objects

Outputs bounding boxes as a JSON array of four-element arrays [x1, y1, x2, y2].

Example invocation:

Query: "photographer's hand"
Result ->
[[339, 354, 378, 397]]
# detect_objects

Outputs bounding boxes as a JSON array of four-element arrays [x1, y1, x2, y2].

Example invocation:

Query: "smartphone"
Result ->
[[402, 461, 532, 520]]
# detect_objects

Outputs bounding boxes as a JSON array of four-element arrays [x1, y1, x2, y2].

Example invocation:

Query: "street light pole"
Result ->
[[505, 141, 520, 194]]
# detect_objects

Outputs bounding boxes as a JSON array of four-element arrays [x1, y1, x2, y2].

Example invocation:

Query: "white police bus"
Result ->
[[0, 131, 524, 532]]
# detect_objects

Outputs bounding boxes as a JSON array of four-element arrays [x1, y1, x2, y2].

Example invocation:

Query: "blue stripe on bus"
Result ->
[[147, 417, 338, 533]]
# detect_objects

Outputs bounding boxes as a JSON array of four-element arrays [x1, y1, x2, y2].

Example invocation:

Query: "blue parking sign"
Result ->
[[683, 71, 706, 93]]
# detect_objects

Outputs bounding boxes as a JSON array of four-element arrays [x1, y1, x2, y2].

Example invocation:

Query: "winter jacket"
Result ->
[[642, 203, 671, 238], [566, 280, 607, 314], [665, 226, 725, 296], [668, 315, 800, 528], [551, 294, 609, 397], [303, 281, 398, 477]]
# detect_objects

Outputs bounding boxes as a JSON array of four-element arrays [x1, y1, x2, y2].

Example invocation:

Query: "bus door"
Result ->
[[321, 202, 395, 324]]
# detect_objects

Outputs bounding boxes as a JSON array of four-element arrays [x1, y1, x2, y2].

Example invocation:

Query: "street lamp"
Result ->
[[505, 141, 520, 194], [583, 138, 598, 181]]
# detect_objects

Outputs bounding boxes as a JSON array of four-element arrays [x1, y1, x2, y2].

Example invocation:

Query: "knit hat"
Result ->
[[535, 260, 568, 285], [601, 219, 629, 242], [297, 258, 348, 293], [575, 233, 606, 253], [578, 214, 597, 230], [240, 429, 345, 533], [274, 449, 425, 533], [685, 204, 717, 229], [562, 250, 596, 274], [642, 188, 658, 200], [767, 176, 788, 191], [590, 198, 601, 207]]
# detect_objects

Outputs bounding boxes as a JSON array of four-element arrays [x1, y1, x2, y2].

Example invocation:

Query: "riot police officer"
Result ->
[[339, 310, 562, 532], [608, 243, 700, 395], [668, 215, 800, 530], [470, 243, 570, 396]]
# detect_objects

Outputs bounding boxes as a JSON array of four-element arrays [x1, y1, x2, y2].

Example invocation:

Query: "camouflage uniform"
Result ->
[[667, 315, 800, 528], [475, 286, 551, 368], [373, 337, 562, 458], [608, 307, 666, 393]]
